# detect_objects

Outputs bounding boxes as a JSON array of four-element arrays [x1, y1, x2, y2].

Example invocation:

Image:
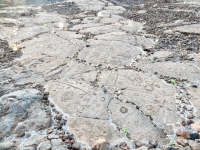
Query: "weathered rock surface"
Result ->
[[0, 89, 51, 141], [93, 32, 156, 48], [79, 40, 142, 67], [48, 80, 111, 119], [173, 24, 200, 34], [19, 33, 85, 59], [188, 88, 200, 118], [135, 62, 200, 81], [0, 0, 200, 149], [68, 117, 123, 147], [109, 98, 166, 144], [99, 70, 178, 132]]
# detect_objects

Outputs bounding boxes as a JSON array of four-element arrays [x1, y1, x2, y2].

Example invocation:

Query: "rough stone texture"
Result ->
[[120, 20, 144, 33], [79, 40, 142, 67], [173, 24, 200, 34], [188, 88, 200, 118], [70, 23, 103, 31], [135, 62, 200, 81], [0, 89, 51, 141], [19, 135, 48, 148], [1, 0, 200, 149], [189, 140, 200, 150], [79, 23, 122, 34], [93, 32, 155, 48], [9, 26, 50, 44], [38, 141, 51, 150], [48, 80, 111, 119], [55, 31, 84, 40], [19, 33, 85, 59], [0, 141, 18, 150], [68, 117, 123, 147], [99, 70, 178, 132], [58, 61, 97, 83], [109, 98, 167, 144]]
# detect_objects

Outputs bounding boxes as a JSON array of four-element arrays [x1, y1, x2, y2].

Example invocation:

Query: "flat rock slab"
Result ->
[[70, 23, 103, 31], [33, 12, 66, 25], [109, 98, 166, 144], [68, 117, 123, 147], [18, 57, 69, 81], [173, 24, 200, 34], [9, 26, 50, 44], [48, 80, 111, 120], [93, 32, 155, 48], [79, 40, 142, 67], [136, 62, 200, 81], [0, 26, 18, 40], [58, 61, 97, 83], [55, 31, 84, 40], [19, 33, 85, 59], [79, 23, 122, 35], [99, 70, 178, 131]]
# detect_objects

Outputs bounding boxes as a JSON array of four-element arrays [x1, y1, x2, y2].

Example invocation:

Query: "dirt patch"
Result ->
[[0, 39, 22, 66], [42, 2, 81, 16], [118, 0, 200, 61]]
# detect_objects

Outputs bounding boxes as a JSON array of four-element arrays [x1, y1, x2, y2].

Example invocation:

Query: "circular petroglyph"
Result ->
[[120, 106, 128, 113], [146, 105, 153, 110], [145, 85, 154, 91], [61, 91, 74, 101]]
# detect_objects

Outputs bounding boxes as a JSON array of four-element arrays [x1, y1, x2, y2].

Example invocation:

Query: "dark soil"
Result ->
[[116, 0, 200, 62], [42, 2, 81, 15], [0, 39, 22, 66]]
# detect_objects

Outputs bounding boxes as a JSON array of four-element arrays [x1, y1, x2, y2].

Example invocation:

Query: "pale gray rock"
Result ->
[[0, 141, 18, 150], [104, 6, 126, 11], [39, 141, 51, 150], [11, 70, 45, 85], [9, 26, 50, 44], [48, 80, 111, 119], [58, 61, 97, 83], [80, 23, 122, 34], [21, 147, 35, 150], [21, 135, 47, 148], [100, 17, 121, 24], [0, 18, 24, 27], [70, 23, 103, 31], [0, 26, 18, 40], [79, 40, 142, 67], [0, 0, 12, 5], [93, 32, 155, 48], [136, 62, 200, 81], [98, 9, 124, 16], [0, 6, 37, 18], [55, 31, 84, 39], [17, 57, 69, 81], [109, 98, 167, 144], [173, 24, 200, 34], [51, 139, 64, 149], [68, 117, 123, 148], [188, 88, 200, 118], [19, 33, 85, 59], [81, 17, 100, 24], [32, 12, 66, 25], [99, 70, 178, 132], [149, 51, 171, 59]]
